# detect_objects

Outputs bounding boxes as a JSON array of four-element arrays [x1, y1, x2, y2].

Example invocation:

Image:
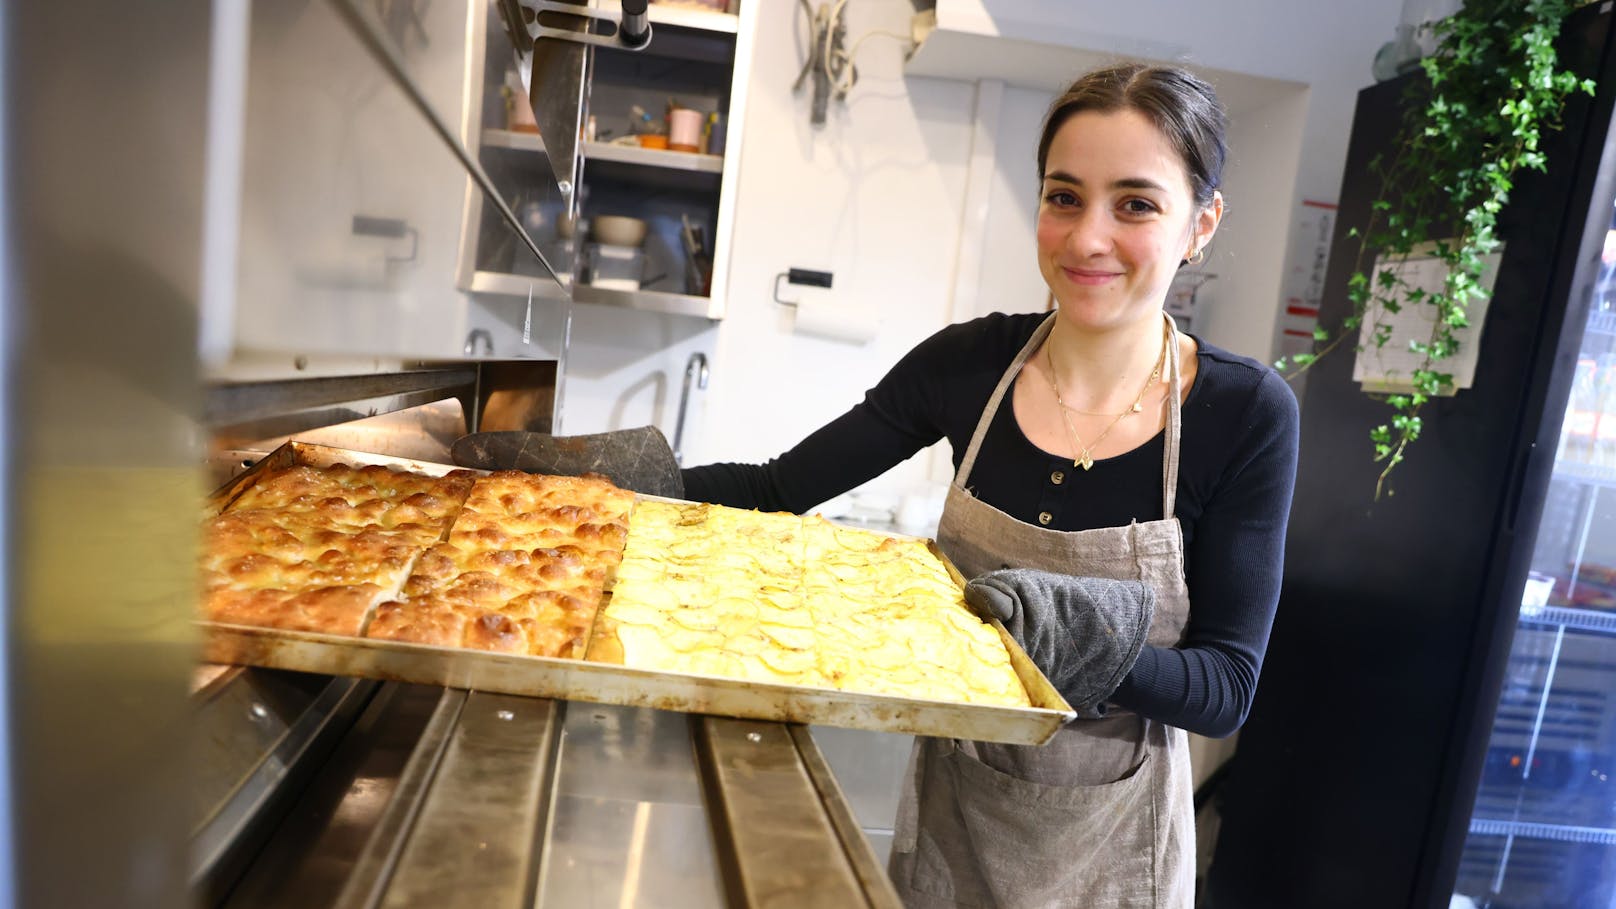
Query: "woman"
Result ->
[[683, 63, 1299, 908]]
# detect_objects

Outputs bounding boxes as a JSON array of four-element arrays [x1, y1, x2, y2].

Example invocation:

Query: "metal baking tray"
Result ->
[[200, 442, 1076, 745]]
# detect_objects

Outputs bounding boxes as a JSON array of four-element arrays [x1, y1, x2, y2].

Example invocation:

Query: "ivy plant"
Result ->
[[1277, 0, 1595, 499]]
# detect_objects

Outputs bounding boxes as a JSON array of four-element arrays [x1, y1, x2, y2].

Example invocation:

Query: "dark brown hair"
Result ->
[[1037, 63, 1228, 209]]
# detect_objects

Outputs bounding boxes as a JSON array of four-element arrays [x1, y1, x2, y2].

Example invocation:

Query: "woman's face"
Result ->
[[1036, 109, 1221, 332]]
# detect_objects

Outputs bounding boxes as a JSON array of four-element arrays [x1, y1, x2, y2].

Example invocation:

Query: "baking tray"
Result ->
[[200, 442, 1076, 745]]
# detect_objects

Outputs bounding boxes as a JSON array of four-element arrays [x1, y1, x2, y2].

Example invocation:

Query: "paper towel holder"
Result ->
[[773, 268, 834, 306]]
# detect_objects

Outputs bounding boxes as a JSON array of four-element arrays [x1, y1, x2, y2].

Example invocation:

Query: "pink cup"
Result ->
[[668, 108, 704, 152]]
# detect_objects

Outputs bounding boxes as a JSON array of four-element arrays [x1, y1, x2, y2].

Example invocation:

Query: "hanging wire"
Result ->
[[794, 0, 913, 125]]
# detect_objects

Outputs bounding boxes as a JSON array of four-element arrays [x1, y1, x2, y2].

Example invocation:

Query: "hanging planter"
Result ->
[[1278, 0, 1596, 499]]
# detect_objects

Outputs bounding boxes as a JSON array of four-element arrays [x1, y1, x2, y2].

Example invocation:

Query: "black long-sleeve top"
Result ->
[[683, 312, 1300, 738]]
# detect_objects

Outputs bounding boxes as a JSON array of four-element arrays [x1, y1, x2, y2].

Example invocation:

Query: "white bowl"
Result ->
[[591, 215, 648, 247]]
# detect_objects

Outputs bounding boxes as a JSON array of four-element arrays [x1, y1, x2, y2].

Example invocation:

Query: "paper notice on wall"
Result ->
[[1351, 244, 1503, 395], [1277, 200, 1337, 360]]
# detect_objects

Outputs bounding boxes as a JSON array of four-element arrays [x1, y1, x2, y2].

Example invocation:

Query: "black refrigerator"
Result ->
[[1208, 4, 1616, 907]]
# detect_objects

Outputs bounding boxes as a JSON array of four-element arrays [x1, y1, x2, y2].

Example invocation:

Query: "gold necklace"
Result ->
[[1045, 326, 1170, 471]]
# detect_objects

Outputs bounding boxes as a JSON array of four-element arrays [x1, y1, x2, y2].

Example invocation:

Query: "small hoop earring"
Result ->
[[1186, 247, 1205, 265]]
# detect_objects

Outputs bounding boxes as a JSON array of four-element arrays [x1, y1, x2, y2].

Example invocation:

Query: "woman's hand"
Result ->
[[965, 569, 1155, 719]]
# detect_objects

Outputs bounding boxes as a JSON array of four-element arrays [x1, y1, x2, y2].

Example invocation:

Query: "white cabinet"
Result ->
[[213, 0, 490, 368], [458, 1, 754, 321]]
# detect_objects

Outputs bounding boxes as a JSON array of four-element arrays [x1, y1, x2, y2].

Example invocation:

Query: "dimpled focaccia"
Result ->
[[366, 471, 633, 659], [201, 463, 478, 636]]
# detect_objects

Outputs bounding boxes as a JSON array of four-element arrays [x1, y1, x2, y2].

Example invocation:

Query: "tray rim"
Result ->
[[200, 621, 1073, 745]]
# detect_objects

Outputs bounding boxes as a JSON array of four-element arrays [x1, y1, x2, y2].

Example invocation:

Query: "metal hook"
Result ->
[[673, 352, 709, 465]]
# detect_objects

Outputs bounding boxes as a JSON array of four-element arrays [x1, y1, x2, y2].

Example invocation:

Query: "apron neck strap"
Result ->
[[954, 314, 1056, 487], [953, 312, 1185, 522], [1161, 311, 1183, 519]]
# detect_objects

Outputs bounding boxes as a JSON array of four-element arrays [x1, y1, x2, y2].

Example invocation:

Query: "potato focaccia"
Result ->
[[594, 501, 1030, 707], [365, 470, 634, 658]]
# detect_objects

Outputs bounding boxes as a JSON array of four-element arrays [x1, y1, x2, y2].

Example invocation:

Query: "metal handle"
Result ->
[[352, 215, 419, 266], [619, 0, 651, 48], [519, 1, 653, 51], [672, 352, 709, 465]]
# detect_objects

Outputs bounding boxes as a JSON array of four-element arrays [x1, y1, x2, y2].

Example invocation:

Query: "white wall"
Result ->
[[690, 1, 978, 502], [1198, 84, 1310, 355], [526, 0, 1401, 502], [937, 0, 1403, 206], [928, 0, 1403, 359]]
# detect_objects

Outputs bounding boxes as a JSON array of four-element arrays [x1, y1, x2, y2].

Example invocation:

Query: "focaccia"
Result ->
[[801, 515, 1028, 706], [366, 471, 633, 658], [201, 463, 477, 635], [224, 463, 475, 543], [596, 503, 1030, 707]]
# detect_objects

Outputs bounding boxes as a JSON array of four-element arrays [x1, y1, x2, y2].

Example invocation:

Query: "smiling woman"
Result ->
[[682, 62, 1299, 909], [1037, 111, 1220, 330]]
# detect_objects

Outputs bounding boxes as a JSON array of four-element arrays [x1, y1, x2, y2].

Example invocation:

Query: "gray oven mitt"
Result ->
[[965, 569, 1155, 719], [451, 427, 683, 498]]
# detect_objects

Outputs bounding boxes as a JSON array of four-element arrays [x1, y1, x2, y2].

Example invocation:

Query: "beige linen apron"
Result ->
[[888, 312, 1196, 909]]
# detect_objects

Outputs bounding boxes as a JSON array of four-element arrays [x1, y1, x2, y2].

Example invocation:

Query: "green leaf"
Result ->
[[1328, 0, 1578, 499]]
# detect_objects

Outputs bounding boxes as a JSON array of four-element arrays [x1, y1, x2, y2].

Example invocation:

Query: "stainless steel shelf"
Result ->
[[648, 4, 740, 34], [467, 270, 572, 299], [481, 129, 723, 175], [1555, 459, 1616, 488], [481, 128, 544, 153], [1518, 603, 1616, 633], [470, 270, 716, 319], [1470, 817, 1616, 845], [481, 130, 725, 175], [1589, 310, 1616, 336], [574, 282, 716, 319], [585, 140, 724, 174]]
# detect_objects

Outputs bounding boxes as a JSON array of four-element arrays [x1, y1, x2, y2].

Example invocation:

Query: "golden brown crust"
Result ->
[[206, 584, 386, 636], [366, 601, 467, 648], [366, 471, 632, 659], [206, 460, 629, 665], [202, 462, 481, 637], [224, 463, 475, 544]]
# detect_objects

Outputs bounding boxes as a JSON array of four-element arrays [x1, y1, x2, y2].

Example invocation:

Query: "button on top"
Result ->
[[1050, 470, 1066, 485], [1037, 511, 1053, 526]]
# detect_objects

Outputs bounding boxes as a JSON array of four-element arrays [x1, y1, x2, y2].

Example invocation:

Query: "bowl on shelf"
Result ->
[[591, 215, 648, 247]]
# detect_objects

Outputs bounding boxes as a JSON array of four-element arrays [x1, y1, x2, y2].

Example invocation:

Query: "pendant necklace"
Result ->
[[1045, 325, 1169, 471]]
